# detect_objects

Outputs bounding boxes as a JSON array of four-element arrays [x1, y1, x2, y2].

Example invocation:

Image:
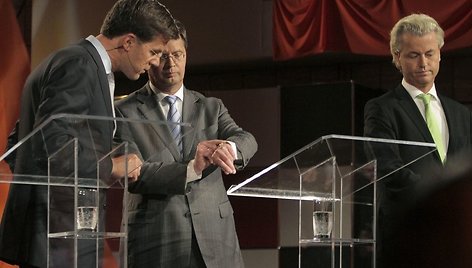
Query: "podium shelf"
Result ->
[[48, 231, 126, 239], [300, 238, 375, 247]]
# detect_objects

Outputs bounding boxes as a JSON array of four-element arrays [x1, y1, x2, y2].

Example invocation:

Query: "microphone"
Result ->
[[106, 45, 124, 52], [106, 45, 141, 77]]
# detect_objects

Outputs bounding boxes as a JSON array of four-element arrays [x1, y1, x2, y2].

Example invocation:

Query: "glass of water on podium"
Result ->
[[77, 187, 98, 231], [313, 199, 333, 239]]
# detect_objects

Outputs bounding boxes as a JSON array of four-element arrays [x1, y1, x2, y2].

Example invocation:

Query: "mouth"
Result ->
[[163, 71, 175, 77], [416, 70, 430, 76]]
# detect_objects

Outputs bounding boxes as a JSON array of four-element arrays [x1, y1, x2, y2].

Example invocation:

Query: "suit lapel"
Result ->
[[395, 85, 444, 162], [79, 39, 114, 144], [439, 95, 454, 156], [136, 85, 181, 160], [80, 40, 113, 118], [182, 88, 202, 159], [395, 85, 435, 143]]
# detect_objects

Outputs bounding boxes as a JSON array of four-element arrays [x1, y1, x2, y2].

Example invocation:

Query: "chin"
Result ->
[[126, 73, 141, 81]]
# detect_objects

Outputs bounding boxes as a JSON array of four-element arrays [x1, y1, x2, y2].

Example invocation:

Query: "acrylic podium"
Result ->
[[0, 114, 193, 268], [227, 135, 437, 268]]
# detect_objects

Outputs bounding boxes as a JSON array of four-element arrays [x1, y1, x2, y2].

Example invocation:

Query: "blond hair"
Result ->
[[390, 14, 444, 69]]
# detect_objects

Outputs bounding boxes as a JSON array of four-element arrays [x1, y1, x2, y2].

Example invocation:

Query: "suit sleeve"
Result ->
[[114, 96, 257, 196], [364, 99, 421, 193], [216, 99, 258, 169], [114, 105, 189, 195]]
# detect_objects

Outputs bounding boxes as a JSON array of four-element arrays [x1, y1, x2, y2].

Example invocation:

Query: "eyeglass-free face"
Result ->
[[120, 34, 167, 81], [395, 32, 441, 93]]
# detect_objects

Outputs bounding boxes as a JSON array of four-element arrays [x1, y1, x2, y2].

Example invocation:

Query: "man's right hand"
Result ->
[[193, 140, 236, 175], [111, 153, 142, 182], [193, 141, 215, 174]]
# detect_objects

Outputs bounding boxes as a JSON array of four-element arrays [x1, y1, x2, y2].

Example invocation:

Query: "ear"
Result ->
[[393, 52, 401, 71], [122, 34, 136, 51]]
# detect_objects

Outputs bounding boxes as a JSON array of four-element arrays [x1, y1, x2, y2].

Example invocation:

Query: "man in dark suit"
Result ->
[[115, 21, 258, 268], [0, 1, 179, 267], [364, 14, 472, 267]]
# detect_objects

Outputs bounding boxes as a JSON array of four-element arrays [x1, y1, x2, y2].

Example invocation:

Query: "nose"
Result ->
[[419, 55, 427, 69], [149, 58, 160, 67], [162, 57, 176, 66], [167, 60, 176, 68], [162, 57, 176, 68]]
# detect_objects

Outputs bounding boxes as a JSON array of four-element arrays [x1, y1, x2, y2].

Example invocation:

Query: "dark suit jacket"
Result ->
[[364, 84, 472, 266], [0, 39, 114, 268], [115, 84, 257, 268]]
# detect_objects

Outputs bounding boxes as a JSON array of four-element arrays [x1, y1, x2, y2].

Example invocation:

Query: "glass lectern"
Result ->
[[227, 135, 437, 268], [0, 114, 193, 268]]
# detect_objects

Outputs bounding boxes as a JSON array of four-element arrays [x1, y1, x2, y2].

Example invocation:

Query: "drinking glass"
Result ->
[[77, 188, 98, 231], [313, 199, 333, 239]]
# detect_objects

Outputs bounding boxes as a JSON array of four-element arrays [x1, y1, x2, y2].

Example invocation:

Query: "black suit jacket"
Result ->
[[114, 84, 258, 268], [364, 84, 472, 265], [0, 39, 114, 268], [365, 84, 472, 189]]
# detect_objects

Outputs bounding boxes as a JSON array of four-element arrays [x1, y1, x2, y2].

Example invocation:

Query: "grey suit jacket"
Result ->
[[115, 84, 257, 268], [0, 39, 114, 268]]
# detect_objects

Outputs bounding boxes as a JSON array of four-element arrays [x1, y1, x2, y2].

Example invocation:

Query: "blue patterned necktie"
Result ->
[[164, 95, 183, 154]]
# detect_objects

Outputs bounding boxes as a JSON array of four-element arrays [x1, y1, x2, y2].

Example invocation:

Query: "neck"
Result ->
[[419, 86, 433, 94], [97, 34, 123, 72], [156, 83, 182, 95]]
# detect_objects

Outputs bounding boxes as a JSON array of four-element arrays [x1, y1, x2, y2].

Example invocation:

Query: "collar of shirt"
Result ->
[[85, 35, 112, 75], [149, 82, 185, 102], [149, 82, 184, 119], [402, 78, 440, 103]]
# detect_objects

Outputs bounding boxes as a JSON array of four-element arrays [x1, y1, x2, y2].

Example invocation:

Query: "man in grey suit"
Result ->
[[0, 1, 179, 267], [115, 21, 258, 268], [364, 14, 472, 267]]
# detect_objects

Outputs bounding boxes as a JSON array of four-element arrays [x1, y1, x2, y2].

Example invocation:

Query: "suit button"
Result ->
[[184, 212, 191, 218]]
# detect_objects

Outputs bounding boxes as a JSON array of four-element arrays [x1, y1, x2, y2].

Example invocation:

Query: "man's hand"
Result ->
[[194, 140, 236, 175], [193, 141, 215, 174], [111, 153, 142, 182]]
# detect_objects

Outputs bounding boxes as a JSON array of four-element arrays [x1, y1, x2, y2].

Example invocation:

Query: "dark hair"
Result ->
[[100, 0, 179, 42], [174, 20, 188, 49]]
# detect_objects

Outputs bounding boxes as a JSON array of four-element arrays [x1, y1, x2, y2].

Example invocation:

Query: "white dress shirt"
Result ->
[[402, 79, 449, 153]]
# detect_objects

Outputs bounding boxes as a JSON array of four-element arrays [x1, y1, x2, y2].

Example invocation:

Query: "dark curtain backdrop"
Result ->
[[273, 0, 472, 61]]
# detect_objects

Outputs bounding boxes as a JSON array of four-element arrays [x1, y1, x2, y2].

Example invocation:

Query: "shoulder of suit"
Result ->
[[185, 88, 204, 99], [185, 88, 223, 104], [116, 85, 150, 107], [366, 86, 398, 106], [55, 40, 93, 57], [439, 93, 470, 113], [46, 41, 97, 70]]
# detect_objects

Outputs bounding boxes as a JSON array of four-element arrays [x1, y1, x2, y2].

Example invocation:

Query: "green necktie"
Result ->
[[417, 93, 446, 163]]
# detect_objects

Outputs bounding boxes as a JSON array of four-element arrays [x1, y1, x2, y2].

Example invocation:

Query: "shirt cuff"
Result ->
[[186, 159, 202, 183], [226, 140, 237, 158]]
